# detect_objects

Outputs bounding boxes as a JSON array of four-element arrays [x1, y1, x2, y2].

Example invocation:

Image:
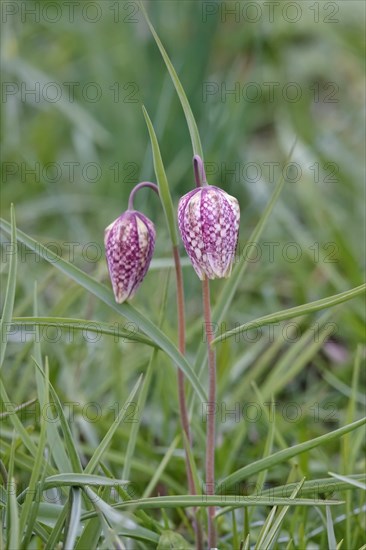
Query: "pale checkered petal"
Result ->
[[178, 186, 240, 280], [105, 211, 156, 303]]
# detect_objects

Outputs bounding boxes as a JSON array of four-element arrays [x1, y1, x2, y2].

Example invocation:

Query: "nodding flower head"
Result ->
[[178, 185, 240, 280], [105, 210, 156, 303]]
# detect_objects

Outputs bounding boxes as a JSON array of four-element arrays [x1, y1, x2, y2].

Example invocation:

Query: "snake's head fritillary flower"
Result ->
[[105, 210, 156, 303], [178, 186, 240, 280]]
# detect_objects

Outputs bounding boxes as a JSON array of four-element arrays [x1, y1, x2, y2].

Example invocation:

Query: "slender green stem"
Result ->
[[202, 276, 217, 549]]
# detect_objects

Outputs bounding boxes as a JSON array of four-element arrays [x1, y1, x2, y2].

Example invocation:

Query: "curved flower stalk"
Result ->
[[104, 183, 158, 304]]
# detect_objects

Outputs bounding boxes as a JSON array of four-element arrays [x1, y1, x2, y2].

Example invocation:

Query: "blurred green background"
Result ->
[[1, 1, 365, 542], [2, 0, 364, 335]]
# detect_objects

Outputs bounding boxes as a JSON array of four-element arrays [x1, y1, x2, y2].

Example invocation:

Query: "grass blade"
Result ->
[[83, 486, 123, 525], [326, 505, 338, 550], [0, 378, 38, 456], [6, 475, 20, 550], [254, 505, 277, 550], [142, 435, 180, 498], [218, 417, 366, 491], [18, 359, 49, 542], [0, 205, 17, 369], [139, 2, 203, 158], [216, 475, 366, 518], [32, 290, 72, 475], [84, 376, 142, 474], [122, 272, 170, 481], [64, 488, 82, 550], [261, 479, 305, 548], [80, 495, 342, 520], [12, 316, 156, 347], [143, 105, 178, 246], [328, 472, 366, 491], [6, 439, 19, 550], [41, 473, 131, 490], [0, 217, 207, 403], [212, 283, 366, 344], [32, 357, 83, 474]]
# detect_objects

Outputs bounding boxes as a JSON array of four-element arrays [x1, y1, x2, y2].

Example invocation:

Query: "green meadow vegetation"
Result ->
[[1, 1, 365, 548]]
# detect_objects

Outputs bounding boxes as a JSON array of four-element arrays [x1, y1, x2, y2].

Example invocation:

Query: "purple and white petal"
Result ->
[[178, 185, 240, 280], [105, 210, 156, 303]]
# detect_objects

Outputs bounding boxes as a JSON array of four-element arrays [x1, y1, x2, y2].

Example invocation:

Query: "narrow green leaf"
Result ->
[[139, 2, 203, 158], [32, 290, 72, 475], [326, 506, 337, 550], [6, 439, 19, 550], [121, 356, 152, 479], [100, 463, 163, 535], [12, 316, 155, 347], [81, 495, 342, 520], [218, 417, 366, 491], [260, 475, 366, 499], [215, 475, 366, 518], [18, 360, 49, 538], [0, 218, 207, 403], [254, 394, 276, 494], [0, 205, 17, 369], [143, 105, 178, 246], [328, 472, 366, 491], [182, 429, 202, 496], [84, 487, 125, 550], [31, 357, 83, 474], [261, 479, 305, 549], [142, 435, 180, 498], [6, 476, 20, 550], [0, 399, 37, 419], [0, 379, 38, 457], [157, 531, 191, 549], [123, 269, 170, 481], [85, 376, 142, 474], [83, 486, 123, 525], [20, 458, 48, 549], [64, 488, 82, 550], [42, 473, 130, 490], [260, 311, 333, 400], [253, 505, 277, 550], [242, 533, 250, 550], [212, 284, 366, 344], [74, 506, 101, 550]]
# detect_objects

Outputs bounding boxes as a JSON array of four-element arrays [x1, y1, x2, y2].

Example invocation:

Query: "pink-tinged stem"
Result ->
[[173, 245, 203, 550], [130, 180, 202, 547], [193, 154, 217, 547], [193, 155, 207, 187], [173, 246, 191, 443], [128, 181, 159, 210], [202, 276, 217, 549]]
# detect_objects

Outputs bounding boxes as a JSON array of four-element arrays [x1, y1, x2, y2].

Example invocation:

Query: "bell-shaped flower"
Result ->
[[105, 210, 156, 303], [178, 186, 240, 280]]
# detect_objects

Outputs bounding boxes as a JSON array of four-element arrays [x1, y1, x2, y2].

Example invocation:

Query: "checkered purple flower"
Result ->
[[105, 210, 156, 303], [178, 186, 240, 280]]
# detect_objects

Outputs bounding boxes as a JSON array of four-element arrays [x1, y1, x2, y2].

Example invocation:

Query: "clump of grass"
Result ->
[[1, 2, 365, 548]]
